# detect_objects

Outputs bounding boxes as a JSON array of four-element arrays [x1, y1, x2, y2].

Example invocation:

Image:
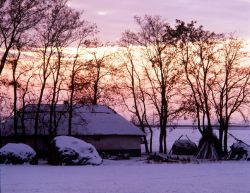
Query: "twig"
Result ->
[[228, 132, 250, 147]]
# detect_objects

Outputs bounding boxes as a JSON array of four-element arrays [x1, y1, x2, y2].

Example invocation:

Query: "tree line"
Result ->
[[0, 0, 249, 157]]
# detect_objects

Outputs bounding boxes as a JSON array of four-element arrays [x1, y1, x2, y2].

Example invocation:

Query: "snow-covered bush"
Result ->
[[228, 142, 250, 160], [171, 139, 198, 156], [48, 136, 102, 165], [0, 143, 37, 164]]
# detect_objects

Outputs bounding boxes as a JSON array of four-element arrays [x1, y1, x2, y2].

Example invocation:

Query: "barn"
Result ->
[[0, 104, 145, 156]]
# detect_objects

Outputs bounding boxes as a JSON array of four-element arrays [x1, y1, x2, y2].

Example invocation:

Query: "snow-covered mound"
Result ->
[[0, 143, 37, 164], [48, 136, 102, 165], [228, 141, 250, 160], [171, 139, 198, 155]]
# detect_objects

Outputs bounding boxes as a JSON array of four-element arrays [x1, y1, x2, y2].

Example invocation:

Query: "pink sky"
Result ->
[[71, 0, 250, 42]]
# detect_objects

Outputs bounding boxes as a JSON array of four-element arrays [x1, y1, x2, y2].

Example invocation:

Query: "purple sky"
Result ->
[[71, 0, 250, 42]]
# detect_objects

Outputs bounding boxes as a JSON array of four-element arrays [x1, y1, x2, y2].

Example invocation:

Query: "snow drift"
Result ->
[[48, 136, 102, 165], [0, 143, 37, 164]]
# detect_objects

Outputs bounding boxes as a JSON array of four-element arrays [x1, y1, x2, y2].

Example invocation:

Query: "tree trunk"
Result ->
[[219, 117, 225, 152], [223, 126, 228, 154], [149, 127, 153, 153], [141, 125, 149, 154], [21, 105, 26, 136], [163, 129, 167, 154], [159, 129, 163, 153], [13, 79, 18, 142], [218, 126, 224, 153], [49, 103, 54, 136], [20, 74, 32, 136], [68, 102, 73, 136], [93, 81, 98, 105], [12, 61, 18, 142], [68, 72, 76, 136], [34, 82, 46, 151], [143, 135, 149, 154]]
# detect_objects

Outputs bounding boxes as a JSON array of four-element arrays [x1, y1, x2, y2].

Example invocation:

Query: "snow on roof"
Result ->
[[1, 104, 145, 136]]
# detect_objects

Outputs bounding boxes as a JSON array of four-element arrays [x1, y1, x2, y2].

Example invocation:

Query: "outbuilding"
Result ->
[[1, 104, 145, 156]]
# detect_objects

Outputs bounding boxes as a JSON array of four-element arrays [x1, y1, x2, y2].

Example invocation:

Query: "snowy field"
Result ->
[[2, 160, 250, 193], [1, 128, 250, 193]]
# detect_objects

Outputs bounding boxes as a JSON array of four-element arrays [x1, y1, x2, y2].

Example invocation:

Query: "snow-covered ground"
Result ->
[[1, 128, 250, 193], [1, 160, 250, 193]]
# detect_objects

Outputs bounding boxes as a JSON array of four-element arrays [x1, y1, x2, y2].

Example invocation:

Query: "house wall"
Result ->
[[1, 135, 142, 157], [80, 136, 142, 156]]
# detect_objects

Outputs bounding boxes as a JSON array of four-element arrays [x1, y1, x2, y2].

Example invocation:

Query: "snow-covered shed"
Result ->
[[1, 104, 145, 156]]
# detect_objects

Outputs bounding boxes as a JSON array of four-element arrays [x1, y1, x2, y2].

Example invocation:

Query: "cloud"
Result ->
[[97, 11, 109, 16], [239, 0, 250, 3], [71, 0, 250, 42]]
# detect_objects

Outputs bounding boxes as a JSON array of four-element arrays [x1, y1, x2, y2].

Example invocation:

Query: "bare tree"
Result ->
[[33, 0, 92, 148], [74, 40, 119, 105], [209, 36, 250, 154], [18, 64, 36, 135], [119, 33, 153, 154], [170, 20, 221, 132], [0, 0, 48, 74], [64, 26, 97, 135], [8, 47, 22, 140], [169, 20, 224, 158], [47, 1, 97, 136], [5, 38, 37, 140], [67, 56, 85, 136], [0, 73, 12, 145], [125, 15, 182, 153]]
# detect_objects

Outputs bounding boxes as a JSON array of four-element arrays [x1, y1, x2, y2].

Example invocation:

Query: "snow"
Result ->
[[1, 129, 250, 193], [1, 160, 250, 193], [2, 104, 145, 136], [53, 136, 102, 165], [75, 110, 144, 135], [0, 143, 36, 161]]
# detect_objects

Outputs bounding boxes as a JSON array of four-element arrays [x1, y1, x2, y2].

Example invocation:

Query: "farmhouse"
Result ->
[[1, 104, 145, 156]]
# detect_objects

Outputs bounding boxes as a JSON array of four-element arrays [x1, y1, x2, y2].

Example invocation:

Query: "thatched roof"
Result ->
[[1, 104, 145, 137]]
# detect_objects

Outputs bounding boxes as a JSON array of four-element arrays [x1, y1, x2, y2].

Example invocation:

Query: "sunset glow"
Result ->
[[1, 1, 250, 193]]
